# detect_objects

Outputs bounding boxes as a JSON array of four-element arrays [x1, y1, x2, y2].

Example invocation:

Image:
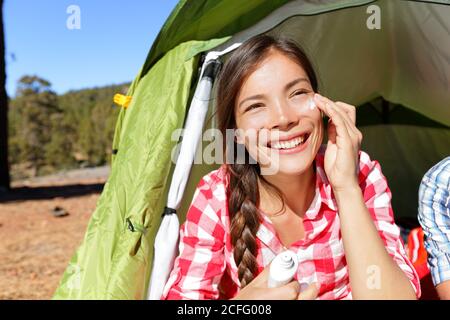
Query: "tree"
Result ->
[[0, 0, 9, 191], [8, 80, 127, 178], [13, 75, 59, 175], [44, 111, 77, 170]]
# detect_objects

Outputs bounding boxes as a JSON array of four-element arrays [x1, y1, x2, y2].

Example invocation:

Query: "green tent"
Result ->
[[54, 0, 450, 299]]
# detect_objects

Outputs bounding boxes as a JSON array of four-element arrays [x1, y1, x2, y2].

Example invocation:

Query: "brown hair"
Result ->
[[215, 34, 318, 288]]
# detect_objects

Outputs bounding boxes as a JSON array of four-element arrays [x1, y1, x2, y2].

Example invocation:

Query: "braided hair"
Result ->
[[215, 34, 318, 287]]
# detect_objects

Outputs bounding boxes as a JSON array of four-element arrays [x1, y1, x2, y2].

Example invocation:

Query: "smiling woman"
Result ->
[[160, 34, 421, 300]]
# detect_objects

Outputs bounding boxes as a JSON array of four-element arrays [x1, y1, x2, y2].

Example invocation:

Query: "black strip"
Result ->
[[126, 218, 135, 232], [202, 60, 222, 82], [162, 206, 177, 217]]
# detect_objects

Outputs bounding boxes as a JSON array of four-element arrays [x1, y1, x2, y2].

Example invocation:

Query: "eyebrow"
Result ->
[[238, 77, 310, 109]]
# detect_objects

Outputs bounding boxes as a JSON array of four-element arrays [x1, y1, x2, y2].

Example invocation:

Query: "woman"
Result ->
[[161, 34, 420, 300]]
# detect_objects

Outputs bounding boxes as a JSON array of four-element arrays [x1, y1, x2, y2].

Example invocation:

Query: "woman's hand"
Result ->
[[313, 93, 362, 193], [231, 264, 319, 300]]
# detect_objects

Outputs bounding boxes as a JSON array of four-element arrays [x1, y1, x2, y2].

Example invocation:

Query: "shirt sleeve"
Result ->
[[160, 176, 227, 300], [418, 158, 450, 286], [358, 150, 421, 298]]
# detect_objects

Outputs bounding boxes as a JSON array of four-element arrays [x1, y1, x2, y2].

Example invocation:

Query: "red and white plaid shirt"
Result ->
[[161, 145, 421, 300]]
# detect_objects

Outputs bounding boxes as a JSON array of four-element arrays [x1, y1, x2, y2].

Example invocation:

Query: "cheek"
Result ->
[[235, 112, 267, 132], [235, 114, 261, 147], [313, 116, 324, 147], [298, 108, 323, 146], [312, 110, 323, 128], [291, 101, 322, 119]]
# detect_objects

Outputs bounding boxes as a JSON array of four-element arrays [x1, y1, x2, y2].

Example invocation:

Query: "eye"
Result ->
[[245, 103, 263, 112], [291, 89, 309, 97]]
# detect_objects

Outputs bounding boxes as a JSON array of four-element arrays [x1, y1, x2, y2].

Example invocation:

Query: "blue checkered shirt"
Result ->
[[418, 157, 450, 286]]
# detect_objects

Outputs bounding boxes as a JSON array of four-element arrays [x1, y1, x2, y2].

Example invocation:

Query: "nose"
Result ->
[[268, 100, 298, 130]]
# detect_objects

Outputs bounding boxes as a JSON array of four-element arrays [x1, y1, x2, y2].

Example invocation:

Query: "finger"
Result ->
[[335, 101, 356, 124], [315, 95, 354, 129], [252, 265, 270, 287], [313, 94, 333, 118], [319, 97, 359, 146], [266, 281, 300, 300], [332, 102, 355, 129], [315, 94, 360, 153], [333, 102, 359, 134], [315, 94, 350, 129], [332, 103, 363, 146], [326, 103, 362, 171], [330, 102, 360, 142], [297, 283, 319, 300], [314, 94, 351, 144]]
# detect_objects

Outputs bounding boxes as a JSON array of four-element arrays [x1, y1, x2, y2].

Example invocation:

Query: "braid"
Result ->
[[214, 34, 317, 289], [228, 163, 261, 288]]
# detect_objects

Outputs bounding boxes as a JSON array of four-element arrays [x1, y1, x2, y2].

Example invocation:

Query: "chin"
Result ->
[[279, 160, 313, 176], [260, 155, 314, 176]]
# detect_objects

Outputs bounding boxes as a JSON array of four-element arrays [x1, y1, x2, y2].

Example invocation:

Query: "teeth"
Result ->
[[271, 135, 306, 149]]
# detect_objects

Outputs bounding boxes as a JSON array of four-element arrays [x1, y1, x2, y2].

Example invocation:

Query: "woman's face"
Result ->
[[234, 49, 323, 176]]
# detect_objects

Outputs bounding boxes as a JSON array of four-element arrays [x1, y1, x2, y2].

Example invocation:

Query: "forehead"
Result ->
[[237, 50, 309, 99]]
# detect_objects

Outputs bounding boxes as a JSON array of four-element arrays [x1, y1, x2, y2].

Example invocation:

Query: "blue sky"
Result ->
[[5, 0, 179, 97]]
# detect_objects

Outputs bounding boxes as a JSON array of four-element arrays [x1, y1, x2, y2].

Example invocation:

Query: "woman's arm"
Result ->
[[335, 170, 418, 299], [313, 93, 419, 299]]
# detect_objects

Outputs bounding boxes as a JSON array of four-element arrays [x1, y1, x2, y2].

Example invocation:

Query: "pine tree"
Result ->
[[14, 76, 59, 175]]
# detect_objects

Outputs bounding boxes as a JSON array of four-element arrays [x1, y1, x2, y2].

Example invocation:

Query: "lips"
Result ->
[[266, 131, 311, 150]]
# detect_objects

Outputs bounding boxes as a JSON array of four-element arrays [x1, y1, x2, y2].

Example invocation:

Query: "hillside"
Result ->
[[8, 77, 130, 180]]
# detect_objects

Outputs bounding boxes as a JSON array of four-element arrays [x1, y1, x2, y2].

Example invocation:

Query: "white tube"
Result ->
[[146, 42, 243, 300], [267, 250, 299, 288]]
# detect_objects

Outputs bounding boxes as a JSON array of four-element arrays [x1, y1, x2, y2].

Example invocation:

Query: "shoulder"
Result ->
[[421, 157, 450, 188], [357, 150, 383, 181], [354, 150, 391, 203], [196, 164, 229, 202], [187, 165, 229, 228], [418, 157, 450, 220]]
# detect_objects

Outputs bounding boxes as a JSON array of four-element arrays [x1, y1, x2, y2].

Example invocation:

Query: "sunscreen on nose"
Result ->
[[268, 250, 299, 288]]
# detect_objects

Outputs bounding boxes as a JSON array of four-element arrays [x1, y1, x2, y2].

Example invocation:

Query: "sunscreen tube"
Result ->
[[268, 250, 299, 288]]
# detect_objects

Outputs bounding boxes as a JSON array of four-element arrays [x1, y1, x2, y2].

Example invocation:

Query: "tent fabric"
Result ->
[[54, 0, 450, 299], [53, 40, 226, 299], [215, 0, 450, 126], [140, 0, 291, 77], [147, 43, 241, 300]]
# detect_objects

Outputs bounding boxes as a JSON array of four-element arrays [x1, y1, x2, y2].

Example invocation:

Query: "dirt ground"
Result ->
[[0, 166, 110, 300]]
